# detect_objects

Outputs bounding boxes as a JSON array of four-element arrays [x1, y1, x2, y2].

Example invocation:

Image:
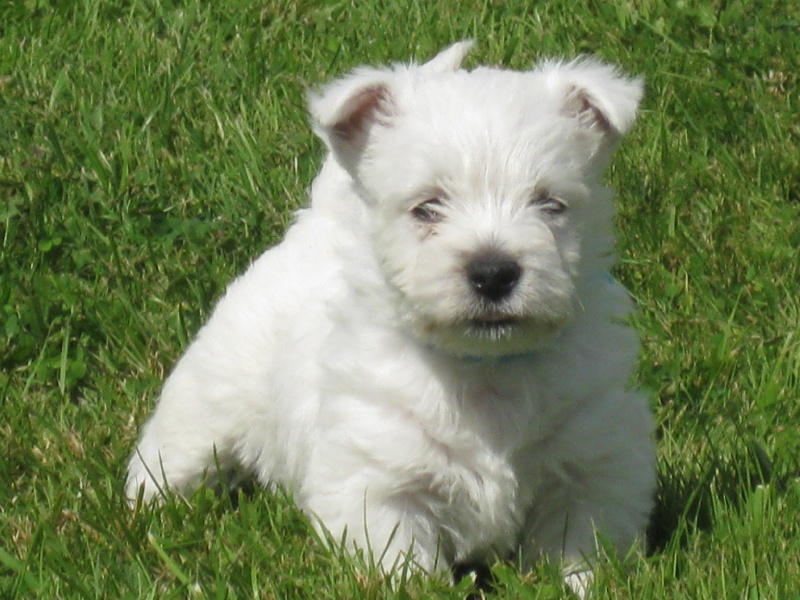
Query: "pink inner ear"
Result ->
[[332, 85, 390, 142], [565, 85, 613, 134]]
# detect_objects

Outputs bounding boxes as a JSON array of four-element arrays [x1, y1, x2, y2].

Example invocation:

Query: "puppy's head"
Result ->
[[310, 42, 642, 358]]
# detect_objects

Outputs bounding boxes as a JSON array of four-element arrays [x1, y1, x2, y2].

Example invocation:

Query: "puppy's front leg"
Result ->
[[520, 485, 609, 598], [520, 450, 653, 596], [301, 414, 451, 576], [305, 483, 447, 575], [516, 388, 655, 596]]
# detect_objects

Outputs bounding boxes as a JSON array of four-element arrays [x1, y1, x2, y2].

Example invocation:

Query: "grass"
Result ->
[[1, 0, 799, 597]]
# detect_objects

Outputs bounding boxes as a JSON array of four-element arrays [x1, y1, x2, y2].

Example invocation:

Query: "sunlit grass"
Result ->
[[1, 0, 799, 597]]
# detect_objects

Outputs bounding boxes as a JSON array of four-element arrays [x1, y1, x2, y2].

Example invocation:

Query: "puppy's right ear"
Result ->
[[309, 68, 394, 175], [309, 42, 473, 173]]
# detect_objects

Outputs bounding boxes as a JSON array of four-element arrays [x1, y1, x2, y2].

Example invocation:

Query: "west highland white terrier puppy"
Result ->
[[127, 41, 656, 596]]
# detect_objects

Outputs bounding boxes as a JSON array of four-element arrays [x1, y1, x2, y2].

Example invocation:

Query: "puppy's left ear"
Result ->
[[542, 59, 643, 139], [309, 68, 394, 175]]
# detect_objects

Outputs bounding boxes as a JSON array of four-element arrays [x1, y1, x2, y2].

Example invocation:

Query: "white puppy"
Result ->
[[127, 41, 656, 595]]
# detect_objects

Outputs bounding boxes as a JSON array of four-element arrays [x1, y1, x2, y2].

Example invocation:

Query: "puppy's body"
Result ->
[[128, 42, 655, 591]]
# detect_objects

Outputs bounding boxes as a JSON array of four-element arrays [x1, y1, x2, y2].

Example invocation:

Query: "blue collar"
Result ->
[[599, 270, 617, 285], [433, 349, 540, 365], [460, 351, 539, 365]]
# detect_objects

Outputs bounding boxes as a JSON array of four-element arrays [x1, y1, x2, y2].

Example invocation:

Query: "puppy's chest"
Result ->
[[456, 373, 550, 452], [422, 379, 547, 556], [439, 370, 561, 495]]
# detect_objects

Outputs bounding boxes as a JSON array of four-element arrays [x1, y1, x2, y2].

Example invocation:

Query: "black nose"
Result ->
[[466, 253, 522, 302]]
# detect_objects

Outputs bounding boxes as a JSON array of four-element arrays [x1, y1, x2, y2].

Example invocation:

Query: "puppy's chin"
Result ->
[[415, 315, 568, 360]]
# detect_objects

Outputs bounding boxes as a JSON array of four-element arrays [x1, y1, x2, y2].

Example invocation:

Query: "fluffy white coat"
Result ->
[[127, 41, 656, 594]]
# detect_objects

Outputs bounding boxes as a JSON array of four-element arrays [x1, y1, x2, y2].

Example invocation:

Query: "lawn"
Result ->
[[1, 0, 799, 597]]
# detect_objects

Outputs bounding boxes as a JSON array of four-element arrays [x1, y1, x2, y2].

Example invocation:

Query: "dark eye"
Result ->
[[411, 198, 445, 223], [531, 194, 567, 216]]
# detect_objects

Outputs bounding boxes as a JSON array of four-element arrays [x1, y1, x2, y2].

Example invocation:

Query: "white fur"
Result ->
[[127, 42, 655, 596]]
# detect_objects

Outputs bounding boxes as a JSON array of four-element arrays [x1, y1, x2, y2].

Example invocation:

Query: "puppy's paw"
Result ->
[[564, 567, 594, 599]]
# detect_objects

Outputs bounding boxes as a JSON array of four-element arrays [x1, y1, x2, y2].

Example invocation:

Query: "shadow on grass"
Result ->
[[646, 438, 784, 554]]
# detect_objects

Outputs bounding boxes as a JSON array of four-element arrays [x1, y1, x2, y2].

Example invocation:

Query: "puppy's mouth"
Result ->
[[466, 312, 520, 335]]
